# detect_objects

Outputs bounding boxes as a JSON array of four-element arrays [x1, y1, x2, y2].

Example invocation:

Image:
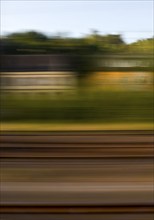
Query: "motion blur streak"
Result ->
[[1, 131, 154, 220], [1, 5, 154, 219]]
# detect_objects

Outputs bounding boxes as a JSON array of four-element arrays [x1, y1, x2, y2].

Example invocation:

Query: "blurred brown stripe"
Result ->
[[1, 205, 154, 214], [1, 146, 153, 158], [1, 135, 153, 144]]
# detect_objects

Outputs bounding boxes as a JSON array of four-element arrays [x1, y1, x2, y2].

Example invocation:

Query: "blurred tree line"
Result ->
[[1, 30, 153, 55]]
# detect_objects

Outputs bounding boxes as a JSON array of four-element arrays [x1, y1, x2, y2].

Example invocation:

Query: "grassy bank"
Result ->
[[1, 90, 153, 124]]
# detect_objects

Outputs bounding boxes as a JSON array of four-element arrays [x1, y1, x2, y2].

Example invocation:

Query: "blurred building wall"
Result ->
[[1, 55, 71, 72], [1, 55, 153, 92], [1, 55, 153, 72]]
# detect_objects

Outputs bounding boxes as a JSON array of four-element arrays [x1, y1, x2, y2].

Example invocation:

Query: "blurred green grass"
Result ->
[[1, 90, 153, 123]]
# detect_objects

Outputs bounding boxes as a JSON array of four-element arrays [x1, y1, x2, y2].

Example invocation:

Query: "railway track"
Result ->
[[1, 132, 154, 158], [1, 131, 154, 219]]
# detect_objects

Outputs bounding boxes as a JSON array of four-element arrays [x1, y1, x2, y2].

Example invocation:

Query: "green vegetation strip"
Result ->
[[1, 90, 153, 124]]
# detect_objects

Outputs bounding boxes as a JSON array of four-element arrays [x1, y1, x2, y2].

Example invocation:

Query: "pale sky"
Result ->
[[1, 0, 154, 43]]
